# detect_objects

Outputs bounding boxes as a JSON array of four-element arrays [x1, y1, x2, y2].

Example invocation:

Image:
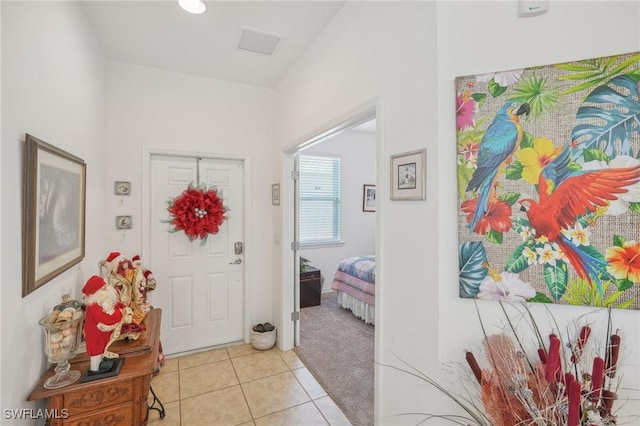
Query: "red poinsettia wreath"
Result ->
[[166, 184, 227, 243]]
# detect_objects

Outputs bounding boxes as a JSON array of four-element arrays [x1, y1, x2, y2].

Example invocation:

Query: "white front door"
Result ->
[[149, 155, 244, 355]]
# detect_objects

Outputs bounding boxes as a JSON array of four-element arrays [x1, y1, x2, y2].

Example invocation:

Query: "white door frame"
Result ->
[[278, 97, 383, 351], [141, 148, 253, 344]]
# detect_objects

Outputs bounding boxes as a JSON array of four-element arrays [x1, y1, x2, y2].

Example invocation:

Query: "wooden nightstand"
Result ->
[[300, 266, 321, 308]]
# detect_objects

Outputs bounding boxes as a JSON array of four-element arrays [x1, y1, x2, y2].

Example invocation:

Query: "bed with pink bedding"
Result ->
[[330, 255, 375, 325]]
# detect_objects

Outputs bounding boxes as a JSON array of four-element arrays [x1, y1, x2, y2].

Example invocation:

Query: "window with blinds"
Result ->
[[299, 154, 341, 245]]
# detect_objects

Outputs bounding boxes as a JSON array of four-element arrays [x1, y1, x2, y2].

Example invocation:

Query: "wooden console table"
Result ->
[[28, 309, 162, 426]]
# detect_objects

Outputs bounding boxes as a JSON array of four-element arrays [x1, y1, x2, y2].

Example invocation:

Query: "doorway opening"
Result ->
[[296, 119, 377, 331], [281, 103, 378, 425]]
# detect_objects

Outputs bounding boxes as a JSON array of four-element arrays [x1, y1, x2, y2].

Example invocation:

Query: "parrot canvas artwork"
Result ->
[[457, 51, 640, 310]]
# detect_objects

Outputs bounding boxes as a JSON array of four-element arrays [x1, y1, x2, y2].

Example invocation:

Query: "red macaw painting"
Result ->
[[457, 51, 640, 310]]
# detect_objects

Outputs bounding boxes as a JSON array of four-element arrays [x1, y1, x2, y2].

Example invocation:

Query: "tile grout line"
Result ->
[[229, 347, 257, 423], [282, 351, 333, 426], [178, 350, 238, 424], [177, 357, 183, 426], [164, 345, 345, 426], [237, 350, 317, 424]]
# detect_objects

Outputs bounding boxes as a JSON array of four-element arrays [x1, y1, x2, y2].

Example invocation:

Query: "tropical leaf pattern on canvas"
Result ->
[[563, 278, 636, 309], [508, 73, 560, 120], [459, 242, 488, 298], [571, 75, 640, 163], [556, 54, 640, 95], [543, 261, 568, 301]]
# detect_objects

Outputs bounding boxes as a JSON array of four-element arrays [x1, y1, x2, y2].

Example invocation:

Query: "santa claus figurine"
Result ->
[[82, 275, 124, 373], [131, 255, 142, 269], [99, 251, 124, 275]]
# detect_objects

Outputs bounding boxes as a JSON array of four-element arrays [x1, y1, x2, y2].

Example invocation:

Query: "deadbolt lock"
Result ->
[[234, 242, 243, 255]]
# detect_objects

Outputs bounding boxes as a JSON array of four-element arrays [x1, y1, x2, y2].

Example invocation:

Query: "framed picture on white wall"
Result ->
[[23, 134, 86, 297], [362, 184, 376, 212], [390, 148, 426, 200]]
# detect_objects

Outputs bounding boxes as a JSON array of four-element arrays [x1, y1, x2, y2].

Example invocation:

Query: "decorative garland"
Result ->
[[166, 183, 227, 243]]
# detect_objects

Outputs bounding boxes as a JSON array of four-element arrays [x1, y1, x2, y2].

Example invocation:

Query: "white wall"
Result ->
[[437, 0, 640, 420], [274, 1, 439, 422], [275, 1, 640, 424], [105, 61, 275, 328], [1, 2, 107, 418], [300, 128, 376, 290]]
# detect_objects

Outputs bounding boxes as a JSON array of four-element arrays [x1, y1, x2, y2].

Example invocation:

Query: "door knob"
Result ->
[[229, 258, 242, 265]]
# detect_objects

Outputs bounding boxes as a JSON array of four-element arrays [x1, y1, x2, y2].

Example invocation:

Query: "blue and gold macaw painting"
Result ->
[[456, 51, 640, 310]]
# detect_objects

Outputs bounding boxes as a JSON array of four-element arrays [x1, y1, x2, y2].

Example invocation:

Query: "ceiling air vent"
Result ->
[[237, 27, 282, 56]]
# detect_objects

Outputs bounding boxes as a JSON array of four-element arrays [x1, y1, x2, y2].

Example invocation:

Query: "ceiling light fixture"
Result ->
[[179, 0, 206, 15]]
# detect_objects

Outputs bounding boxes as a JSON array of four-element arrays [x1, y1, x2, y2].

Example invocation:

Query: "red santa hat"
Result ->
[[105, 252, 124, 269], [82, 275, 107, 296], [143, 270, 154, 279], [132, 255, 142, 268]]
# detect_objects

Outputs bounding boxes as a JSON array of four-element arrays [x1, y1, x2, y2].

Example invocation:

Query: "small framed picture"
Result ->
[[114, 181, 131, 196], [362, 184, 376, 212], [390, 149, 426, 200], [115, 215, 132, 230], [272, 183, 280, 206]]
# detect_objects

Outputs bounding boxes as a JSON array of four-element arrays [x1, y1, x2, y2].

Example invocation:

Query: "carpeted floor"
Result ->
[[295, 292, 374, 426]]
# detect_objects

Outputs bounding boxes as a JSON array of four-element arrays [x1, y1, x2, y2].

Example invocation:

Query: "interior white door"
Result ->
[[149, 155, 244, 355]]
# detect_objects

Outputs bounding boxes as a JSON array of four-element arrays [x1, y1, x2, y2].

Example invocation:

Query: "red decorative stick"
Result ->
[[591, 357, 605, 401], [567, 378, 581, 426], [571, 325, 591, 364], [545, 335, 561, 383], [465, 350, 482, 385], [601, 389, 616, 415], [537, 348, 547, 364], [605, 333, 621, 378], [565, 372, 575, 387]]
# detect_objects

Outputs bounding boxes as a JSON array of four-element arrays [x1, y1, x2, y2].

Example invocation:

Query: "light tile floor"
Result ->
[[147, 343, 352, 425]]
